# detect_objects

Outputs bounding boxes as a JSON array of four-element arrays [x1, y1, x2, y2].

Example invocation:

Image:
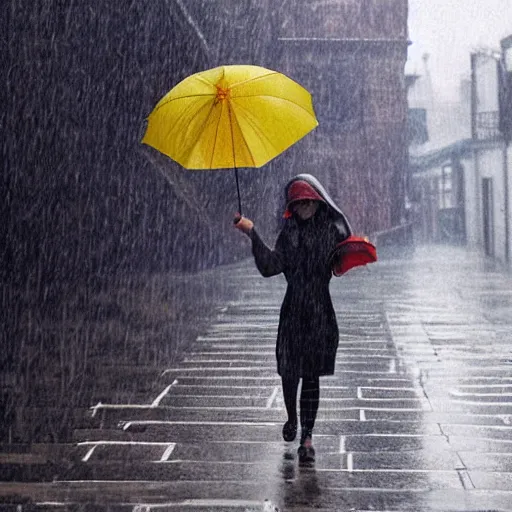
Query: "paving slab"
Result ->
[[3, 247, 512, 511]]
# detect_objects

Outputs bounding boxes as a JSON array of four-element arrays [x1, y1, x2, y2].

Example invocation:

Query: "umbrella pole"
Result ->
[[234, 167, 242, 215]]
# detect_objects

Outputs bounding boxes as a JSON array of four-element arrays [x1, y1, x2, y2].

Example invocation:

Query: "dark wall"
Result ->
[[2, 0, 409, 289], [2, 0, 267, 292], [1, 0, 282, 443], [276, 0, 409, 234]]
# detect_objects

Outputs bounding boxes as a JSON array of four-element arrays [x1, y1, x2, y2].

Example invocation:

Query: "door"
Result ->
[[482, 177, 494, 256]]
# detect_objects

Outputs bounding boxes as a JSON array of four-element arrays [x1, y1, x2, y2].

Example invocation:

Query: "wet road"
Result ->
[[2, 245, 512, 511]]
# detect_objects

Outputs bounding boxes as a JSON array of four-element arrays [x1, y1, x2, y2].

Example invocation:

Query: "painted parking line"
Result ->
[[266, 387, 279, 408], [151, 379, 178, 407], [77, 441, 175, 463], [122, 420, 277, 431]]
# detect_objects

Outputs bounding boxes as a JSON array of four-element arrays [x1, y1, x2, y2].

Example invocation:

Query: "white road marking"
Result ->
[[161, 375, 280, 380], [442, 424, 512, 430], [96, 404, 423, 415], [79, 441, 172, 446], [359, 409, 366, 421], [151, 379, 178, 407], [163, 384, 271, 389], [347, 452, 354, 472], [92, 404, 163, 411], [81, 445, 97, 462], [357, 387, 363, 399], [90, 402, 103, 418], [122, 420, 276, 430], [161, 367, 411, 375], [355, 433, 442, 438], [197, 336, 276, 342], [197, 348, 275, 354], [339, 436, 346, 453], [161, 367, 276, 373], [79, 441, 175, 463], [450, 389, 512, 397], [457, 384, 512, 388], [183, 359, 270, 363], [360, 387, 417, 392], [159, 444, 177, 462], [266, 386, 279, 408], [361, 406, 425, 412], [122, 405, 273, 411], [450, 399, 512, 406], [345, 398, 421, 402], [131, 499, 266, 509]]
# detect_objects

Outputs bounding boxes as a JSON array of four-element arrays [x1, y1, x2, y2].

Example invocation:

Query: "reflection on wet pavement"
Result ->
[[2, 246, 512, 511]]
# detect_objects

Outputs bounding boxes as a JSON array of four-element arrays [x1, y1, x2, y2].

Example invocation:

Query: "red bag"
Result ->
[[331, 235, 377, 276]]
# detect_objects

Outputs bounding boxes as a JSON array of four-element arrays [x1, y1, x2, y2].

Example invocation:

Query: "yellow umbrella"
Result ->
[[142, 64, 318, 213]]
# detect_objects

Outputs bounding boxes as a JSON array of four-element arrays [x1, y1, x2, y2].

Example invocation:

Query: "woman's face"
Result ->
[[292, 199, 319, 220]]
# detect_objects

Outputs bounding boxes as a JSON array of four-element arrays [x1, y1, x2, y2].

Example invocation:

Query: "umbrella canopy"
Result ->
[[331, 236, 377, 276], [142, 64, 318, 171]]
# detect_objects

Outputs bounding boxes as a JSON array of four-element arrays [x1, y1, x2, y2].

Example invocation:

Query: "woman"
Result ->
[[234, 173, 351, 463]]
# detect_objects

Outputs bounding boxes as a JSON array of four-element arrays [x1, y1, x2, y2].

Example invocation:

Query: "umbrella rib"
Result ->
[[151, 93, 215, 115], [228, 71, 279, 89], [229, 100, 282, 156], [232, 94, 316, 118], [228, 102, 256, 167], [182, 101, 220, 168], [195, 75, 217, 87], [162, 96, 213, 150], [208, 100, 226, 169]]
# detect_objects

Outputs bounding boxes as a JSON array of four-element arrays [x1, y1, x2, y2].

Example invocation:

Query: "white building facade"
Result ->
[[409, 36, 512, 269]]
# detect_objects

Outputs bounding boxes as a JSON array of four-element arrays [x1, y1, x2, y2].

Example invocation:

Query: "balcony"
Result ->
[[473, 110, 501, 141]]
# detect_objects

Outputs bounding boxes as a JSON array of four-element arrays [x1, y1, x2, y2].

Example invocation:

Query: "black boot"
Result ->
[[282, 420, 297, 442], [298, 430, 315, 463]]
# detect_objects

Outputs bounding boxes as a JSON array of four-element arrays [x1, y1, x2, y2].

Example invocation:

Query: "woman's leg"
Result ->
[[297, 377, 319, 462], [299, 377, 320, 440], [281, 375, 299, 422], [281, 375, 299, 441]]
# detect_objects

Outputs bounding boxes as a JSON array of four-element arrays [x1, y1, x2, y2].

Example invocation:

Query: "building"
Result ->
[[154, 0, 410, 246], [3, 0, 411, 285], [274, 0, 409, 236], [409, 35, 512, 268], [407, 54, 472, 245]]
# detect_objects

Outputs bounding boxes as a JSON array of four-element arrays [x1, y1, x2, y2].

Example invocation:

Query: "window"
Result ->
[[438, 165, 453, 209], [407, 108, 429, 145]]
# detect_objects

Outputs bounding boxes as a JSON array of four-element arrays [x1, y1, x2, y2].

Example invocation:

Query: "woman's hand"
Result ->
[[234, 214, 254, 235]]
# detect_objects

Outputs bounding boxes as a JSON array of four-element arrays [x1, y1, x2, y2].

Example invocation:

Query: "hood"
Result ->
[[284, 180, 326, 217], [283, 173, 352, 235]]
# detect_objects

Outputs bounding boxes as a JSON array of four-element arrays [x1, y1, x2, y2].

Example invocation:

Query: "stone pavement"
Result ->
[[1, 245, 512, 511]]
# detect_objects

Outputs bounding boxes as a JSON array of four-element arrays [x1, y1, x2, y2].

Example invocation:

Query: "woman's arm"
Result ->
[[249, 228, 285, 277], [235, 215, 285, 277]]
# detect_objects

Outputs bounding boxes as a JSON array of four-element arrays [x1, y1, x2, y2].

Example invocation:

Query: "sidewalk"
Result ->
[[1, 245, 512, 511]]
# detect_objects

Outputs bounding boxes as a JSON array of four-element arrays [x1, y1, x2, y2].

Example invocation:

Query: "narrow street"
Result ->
[[2, 245, 512, 511]]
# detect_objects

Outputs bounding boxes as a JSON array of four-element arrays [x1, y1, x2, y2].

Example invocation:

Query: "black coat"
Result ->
[[250, 206, 349, 378]]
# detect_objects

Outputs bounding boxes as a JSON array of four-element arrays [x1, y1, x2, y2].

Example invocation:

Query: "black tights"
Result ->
[[281, 376, 320, 438]]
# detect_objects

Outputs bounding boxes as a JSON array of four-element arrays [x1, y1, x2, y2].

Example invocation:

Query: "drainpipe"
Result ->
[[470, 53, 482, 248], [504, 139, 510, 264], [500, 37, 512, 265]]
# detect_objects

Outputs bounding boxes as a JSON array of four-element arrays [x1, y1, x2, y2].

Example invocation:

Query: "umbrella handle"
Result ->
[[234, 167, 242, 216]]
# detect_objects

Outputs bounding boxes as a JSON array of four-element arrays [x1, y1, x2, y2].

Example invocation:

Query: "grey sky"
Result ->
[[407, 0, 512, 100]]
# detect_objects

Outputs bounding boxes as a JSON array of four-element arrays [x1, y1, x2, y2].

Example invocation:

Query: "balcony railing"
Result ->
[[474, 110, 501, 140]]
